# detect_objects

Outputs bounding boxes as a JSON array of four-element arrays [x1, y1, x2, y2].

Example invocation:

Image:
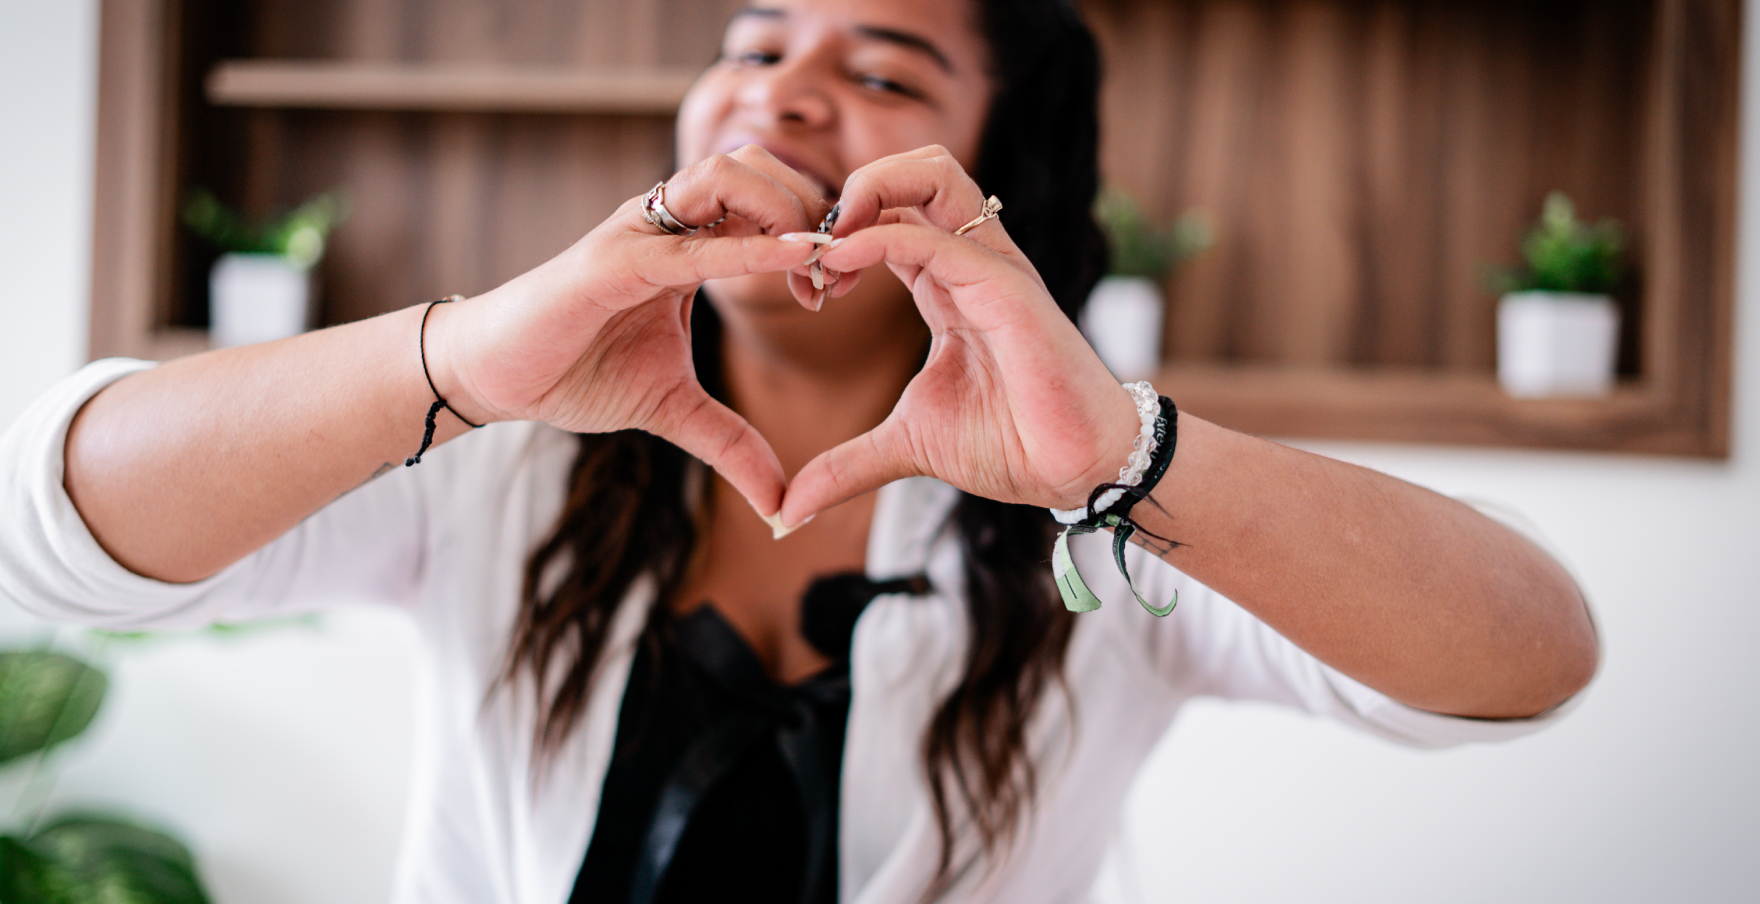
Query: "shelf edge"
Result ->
[[206, 60, 700, 114]]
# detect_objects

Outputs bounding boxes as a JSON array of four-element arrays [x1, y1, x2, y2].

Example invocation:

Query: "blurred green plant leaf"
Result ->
[[182, 189, 350, 268], [0, 836, 75, 901], [0, 652, 107, 766], [1093, 188, 1212, 279], [91, 613, 322, 647], [1491, 191, 1624, 296], [0, 815, 211, 904]]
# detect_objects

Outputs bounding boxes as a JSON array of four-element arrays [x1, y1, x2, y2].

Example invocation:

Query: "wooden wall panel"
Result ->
[[91, 0, 1735, 454], [1086, 0, 1654, 375], [244, 0, 741, 67], [232, 111, 676, 325], [164, 0, 744, 330]]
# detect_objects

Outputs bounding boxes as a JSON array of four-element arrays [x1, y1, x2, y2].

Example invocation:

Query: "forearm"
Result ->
[[1128, 413, 1598, 719], [64, 303, 478, 584]]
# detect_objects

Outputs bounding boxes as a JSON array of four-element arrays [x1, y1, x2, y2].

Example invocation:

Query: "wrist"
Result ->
[[419, 296, 500, 427], [1049, 382, 1155, 513]]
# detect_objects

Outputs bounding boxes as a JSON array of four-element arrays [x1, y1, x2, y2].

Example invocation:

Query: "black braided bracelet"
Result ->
[[1052, 396, 1184, 617], [406, 295, 483, 467], [1076, 396, 1178, 528]]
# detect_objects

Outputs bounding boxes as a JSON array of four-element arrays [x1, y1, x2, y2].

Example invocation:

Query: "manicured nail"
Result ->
[[803, 244, 832, 266], [761, 510, 813, 539], [810, 262, 826, 290], [780, 232, 834, 244], [811, 287, 826, 311]]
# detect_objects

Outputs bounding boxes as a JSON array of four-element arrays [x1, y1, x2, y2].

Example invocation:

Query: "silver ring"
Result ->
[[642, 181, 702, 236], [953, 195, 1004, 236]]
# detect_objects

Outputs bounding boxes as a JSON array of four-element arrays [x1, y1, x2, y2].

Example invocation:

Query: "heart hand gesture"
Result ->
[[436, 146, 831, 520], [777, 146, 1139, 528]]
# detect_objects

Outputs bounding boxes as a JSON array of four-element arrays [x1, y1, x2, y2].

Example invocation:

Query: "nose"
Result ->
[[736, 54, 835, 130]]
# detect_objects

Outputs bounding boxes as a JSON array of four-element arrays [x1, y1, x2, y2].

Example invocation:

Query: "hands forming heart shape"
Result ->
[[434, 144, 1140, 533]]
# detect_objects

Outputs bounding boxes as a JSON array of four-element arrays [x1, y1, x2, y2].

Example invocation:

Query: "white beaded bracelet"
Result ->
[[1051, 381, 1162, 525]]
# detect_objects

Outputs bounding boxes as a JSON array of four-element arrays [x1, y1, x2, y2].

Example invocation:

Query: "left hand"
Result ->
[[777, 146, 1140, 527]]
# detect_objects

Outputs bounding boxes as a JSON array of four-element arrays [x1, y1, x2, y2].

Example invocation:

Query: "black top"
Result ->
[[568, 573, 929, 904]]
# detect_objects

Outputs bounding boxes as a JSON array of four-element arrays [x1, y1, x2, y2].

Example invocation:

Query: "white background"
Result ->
[[2, 1, 1756, 901]]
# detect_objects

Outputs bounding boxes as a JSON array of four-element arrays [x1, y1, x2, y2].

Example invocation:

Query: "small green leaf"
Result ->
[[1493, 191, 1625, 296], [0, 835, 79, 902], [182, 188, 349, 265], [0, 652, 108, 766], [11, 815, 212, 904], [1094, 188, 1212, 278]]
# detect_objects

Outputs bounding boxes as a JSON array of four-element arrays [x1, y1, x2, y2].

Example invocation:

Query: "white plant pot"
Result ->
[[1080, 275, 1165, 381], [1497, 291, 1621, 397], [210, 252, 312, 348]]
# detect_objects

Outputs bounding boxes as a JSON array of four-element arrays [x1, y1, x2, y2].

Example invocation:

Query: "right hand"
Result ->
[[429, 146, 832, 517]]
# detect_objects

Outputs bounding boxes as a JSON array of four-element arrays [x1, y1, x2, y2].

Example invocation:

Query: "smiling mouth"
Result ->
[[718, 142, 841, 203], [785, 163, 841, 204]]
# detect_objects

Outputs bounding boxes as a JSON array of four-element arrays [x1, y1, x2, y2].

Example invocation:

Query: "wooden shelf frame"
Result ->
[[1154, 365, 1697, 455], [1090, 0, 1738, 457], [206, 60, 701, 114], [88, 0, 1738, 457]]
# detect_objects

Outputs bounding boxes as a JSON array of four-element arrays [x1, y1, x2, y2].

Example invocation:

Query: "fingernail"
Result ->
[[762, 510, 814, 540], [810, 263, 825, 290], [780, 232, 834, 244], [811, 287, 826, 312], [803, 244, 832, 266], [827, 237, 844, 250]]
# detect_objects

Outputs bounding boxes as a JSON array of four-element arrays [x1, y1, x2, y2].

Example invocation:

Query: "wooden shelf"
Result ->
[[206, 60, 700, 113], [1155, 364, 1701, 455], [89, 0, 1736, 457]]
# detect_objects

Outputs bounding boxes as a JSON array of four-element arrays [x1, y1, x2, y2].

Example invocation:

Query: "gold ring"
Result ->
[[953, 195, 1004, 236]]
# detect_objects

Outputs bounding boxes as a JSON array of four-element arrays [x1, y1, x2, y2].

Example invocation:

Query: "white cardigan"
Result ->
[[0, 360, 1570, 904]]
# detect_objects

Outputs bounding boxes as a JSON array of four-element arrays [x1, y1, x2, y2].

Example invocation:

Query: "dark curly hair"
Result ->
[[499, 1, 1108, 897]]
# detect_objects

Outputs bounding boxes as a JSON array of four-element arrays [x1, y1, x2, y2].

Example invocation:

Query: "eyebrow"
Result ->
[[730, 8, 956, 74], [855, 25, 954, 74]]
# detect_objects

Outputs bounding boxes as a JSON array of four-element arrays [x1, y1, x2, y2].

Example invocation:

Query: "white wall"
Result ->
[[2, 2, 1755, 902], [0, 6, 414, 902]]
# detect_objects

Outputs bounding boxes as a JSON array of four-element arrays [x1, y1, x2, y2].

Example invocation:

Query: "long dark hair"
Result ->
[[500, 0, 1106, 895]]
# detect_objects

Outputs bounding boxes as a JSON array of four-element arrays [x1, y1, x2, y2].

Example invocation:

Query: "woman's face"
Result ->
[[677, 0, 994, 317]]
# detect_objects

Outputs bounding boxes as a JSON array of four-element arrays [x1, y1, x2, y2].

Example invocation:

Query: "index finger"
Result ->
[[832, 147, 1010, 248], [653, 146, 835, 240]]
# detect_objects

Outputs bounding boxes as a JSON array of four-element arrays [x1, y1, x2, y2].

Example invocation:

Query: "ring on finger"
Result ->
[[953, 195, 1004, 236], [641, 181, 724, 236]]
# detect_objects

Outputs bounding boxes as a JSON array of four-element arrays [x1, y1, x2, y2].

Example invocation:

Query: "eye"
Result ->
[[725, 48, 781, 67], [855, 73, 920, 99]]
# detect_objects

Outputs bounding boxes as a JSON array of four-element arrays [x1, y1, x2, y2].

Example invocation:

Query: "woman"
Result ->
[[0, 0, 1597, 901]]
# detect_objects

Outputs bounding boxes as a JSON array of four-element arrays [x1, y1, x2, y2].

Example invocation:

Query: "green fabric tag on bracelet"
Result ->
[[1053, 515, 1178, 617], [1053, 525, 1103, 612]]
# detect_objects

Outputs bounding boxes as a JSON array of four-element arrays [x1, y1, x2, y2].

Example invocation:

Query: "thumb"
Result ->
[[649, 382, 787, 524], [780, 420, 920, 528]]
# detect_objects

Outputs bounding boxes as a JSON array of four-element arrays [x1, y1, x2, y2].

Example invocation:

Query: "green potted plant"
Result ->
[[183, 190, 347, 348], [0, 646, 212, 903], [1492, 192, 1625, 397], [1083, 189, 1212, 380]]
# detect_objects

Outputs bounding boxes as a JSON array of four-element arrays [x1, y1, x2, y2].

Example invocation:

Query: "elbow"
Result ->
[[1441, 580, 1600, 721], [1504, 583, 1602, 719], [1527, 632, 1599, 719], [1546, 599, 1601, 712]]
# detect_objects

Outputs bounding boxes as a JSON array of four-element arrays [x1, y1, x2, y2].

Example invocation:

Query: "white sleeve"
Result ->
[[0, 358, 429, 630], [1070, 522, 1586, 749]]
